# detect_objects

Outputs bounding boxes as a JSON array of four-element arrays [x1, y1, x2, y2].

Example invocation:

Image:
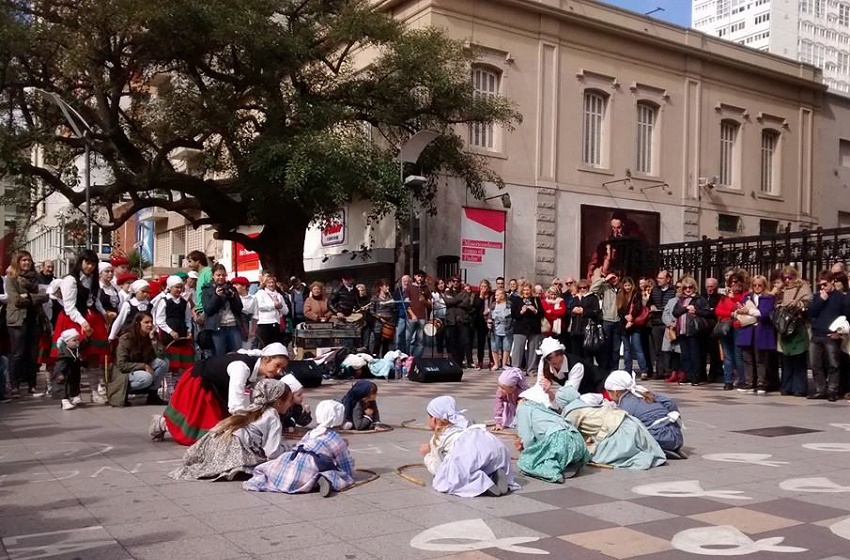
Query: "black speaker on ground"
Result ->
[[285, 360, 323, 388], [408, 357, 464, 383]]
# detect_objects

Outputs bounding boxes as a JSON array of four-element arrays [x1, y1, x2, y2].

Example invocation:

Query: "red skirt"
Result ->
[[159, 332, 195, 372], [50, 310, 109, 362], [162, 371, 225, 446]]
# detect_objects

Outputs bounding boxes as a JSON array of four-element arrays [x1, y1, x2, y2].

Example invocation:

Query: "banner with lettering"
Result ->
[[460, 207, 506, 286]]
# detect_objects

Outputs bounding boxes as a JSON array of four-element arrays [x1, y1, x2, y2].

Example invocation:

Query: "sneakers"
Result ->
[[97, 383, 107, 396], [71, 396, 84, 406], [90, 391, 108, 405], [28, 388, 45, 398], [490, 364, 500, 372], [148, 414, 166, 441], [342, 421, 353, 430], [665, 371, 678, 383], [723, 383, 734, 391], [756, 389, 767, 396], [640, 373, 649, 381], [61, 399, 76, 410], [737, 386, 753, 393], [317, 476, 332, 498]]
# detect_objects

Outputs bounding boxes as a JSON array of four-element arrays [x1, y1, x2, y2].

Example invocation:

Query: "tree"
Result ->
[[0, 0, 520, 276]]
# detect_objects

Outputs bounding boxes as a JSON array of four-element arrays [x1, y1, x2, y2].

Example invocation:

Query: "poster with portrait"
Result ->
[[580, 205, 660, 281]]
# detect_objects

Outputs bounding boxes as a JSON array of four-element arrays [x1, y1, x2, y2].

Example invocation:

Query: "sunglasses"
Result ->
[[782, 275, 795, 280], [566, 281, 574, 285], [683, 285, 696, 290]]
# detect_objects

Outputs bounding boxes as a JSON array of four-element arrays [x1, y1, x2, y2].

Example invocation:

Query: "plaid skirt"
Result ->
[[517, 428, 590, 484], [50, 310, 109, 362], [163, 372, 225, 446]]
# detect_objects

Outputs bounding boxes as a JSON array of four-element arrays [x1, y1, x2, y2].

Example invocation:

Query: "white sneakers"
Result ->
[[61, 399, 76, 410], [71, 396, 84, 406], [149, 414, 166, 441]]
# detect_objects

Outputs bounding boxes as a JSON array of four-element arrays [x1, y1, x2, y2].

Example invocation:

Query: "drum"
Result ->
[[346, 312, 364, 323], [380, 319, 396, 341], [423, 319, 443, 337]]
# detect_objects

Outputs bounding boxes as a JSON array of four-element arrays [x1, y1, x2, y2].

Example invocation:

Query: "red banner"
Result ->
[[233, 233, 261, 272]]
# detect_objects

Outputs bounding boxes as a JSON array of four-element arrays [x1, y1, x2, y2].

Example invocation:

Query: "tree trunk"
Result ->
[[251, 212, 312, 280]]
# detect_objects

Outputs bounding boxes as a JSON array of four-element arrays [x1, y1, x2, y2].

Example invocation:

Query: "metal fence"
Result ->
[[648, 226, 850, 287]]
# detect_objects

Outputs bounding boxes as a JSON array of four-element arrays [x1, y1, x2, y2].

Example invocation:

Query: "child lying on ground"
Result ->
[[422, 396, 518, 497], [243, 400, 355, 497], [169, 379, 293, 481]]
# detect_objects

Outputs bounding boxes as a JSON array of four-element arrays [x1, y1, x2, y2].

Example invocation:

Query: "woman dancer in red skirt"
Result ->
[[50, 250, 110, 373], [148, 343, 290, 446]]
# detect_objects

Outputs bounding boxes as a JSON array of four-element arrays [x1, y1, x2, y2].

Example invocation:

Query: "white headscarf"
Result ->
[[604, 370, 646, 399], [260, 342, 289, 357], [519, 384, 552, 409], [130, 279, 149, 294], [59, 328, 79, 344], [281, 373, 303, 393], [166, 275, 184, 289], [426, 396, 470, 429], [310, 400, 345, 438], [98, 262, 113, 274], [245, 378, 288, 413]]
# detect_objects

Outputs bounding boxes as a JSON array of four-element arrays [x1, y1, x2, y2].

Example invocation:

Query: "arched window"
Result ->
[[719, 119, 740, 188], [470, 66, 500, 150], [582, 90, 608, 167], [760, 129, 781, 195], [635, 102, 658, 174]]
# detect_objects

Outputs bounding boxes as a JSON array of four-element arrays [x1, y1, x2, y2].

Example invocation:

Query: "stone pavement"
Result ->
[[2, 371, 850, 560]]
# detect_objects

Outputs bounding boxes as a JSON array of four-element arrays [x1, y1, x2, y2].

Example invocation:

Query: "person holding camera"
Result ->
[[201, 264, 244, 357]]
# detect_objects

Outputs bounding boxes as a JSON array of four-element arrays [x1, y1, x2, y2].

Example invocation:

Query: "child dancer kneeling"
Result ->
[[422, 396, 517, 497], [243, 400, 355, 497], [169, 379, 293, 481], [493, 368, 527, 431]]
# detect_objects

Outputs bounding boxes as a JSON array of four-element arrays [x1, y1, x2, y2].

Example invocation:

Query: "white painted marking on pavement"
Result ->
[[803, 443, 850, 452], [410, 518, 548, 555], [779, 477, 850, 493], [671, 526, 806, 556], [702, 453, 788, 467], [632, 480, 752, 500]]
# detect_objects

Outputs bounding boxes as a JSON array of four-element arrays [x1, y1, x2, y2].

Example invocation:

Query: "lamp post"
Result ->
[[27, 87, 94, 250], [398, 130, 439, 277]]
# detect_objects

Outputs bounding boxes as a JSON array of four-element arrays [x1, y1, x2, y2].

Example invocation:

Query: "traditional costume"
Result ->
[[536, 337, 584, 389], [280, 374, 312, 429], [243, 400, 355, 494], [516, 384, 590, 483], [155, 275, 194, 372], [50, 270, 108, 362], [155, 343, 289, 446], [339, 380, 379, 430], [169, 379, 291, 481], [425, 396, 518, 498], [493, 367, 527, 429], [554, 386, 666, 470], [108, 280, 151, 341], [605, 370, 684, 453], [98, 262, 121, 315]]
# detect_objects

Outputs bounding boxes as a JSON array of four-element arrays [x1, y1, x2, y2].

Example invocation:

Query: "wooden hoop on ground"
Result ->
[[586, 461, 614, 470], [341, 468, 380, 491], [396, 463, 428, 487], [337, 425, 394, 435], [401, 419, 496, 432]]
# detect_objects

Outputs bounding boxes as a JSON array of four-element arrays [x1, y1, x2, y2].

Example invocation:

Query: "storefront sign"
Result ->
[[233, 233, 260, 272], [321, 210, 346, 247], [460, 207, 506, 286]]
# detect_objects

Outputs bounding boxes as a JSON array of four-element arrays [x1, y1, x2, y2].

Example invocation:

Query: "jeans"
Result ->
[[620, 330, 649, 375], [210, 326, 243, 357], [780, 352, 809, 395], [679, 335, 701, 383], [8, 319, 40, 391], [810, 335, 841, 395], [602, 321, 619, 371], [491, 333, 508, 353], [395, 317, 409, 354], [700, 332, 723, 382], [720, 330, 745, 385], [511, 333, 542, 375], [395, 318, 423, 357], [129, 358, 169, 393]]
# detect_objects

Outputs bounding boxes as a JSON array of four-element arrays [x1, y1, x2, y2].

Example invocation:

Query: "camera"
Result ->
[[220, 282, 236, 298]]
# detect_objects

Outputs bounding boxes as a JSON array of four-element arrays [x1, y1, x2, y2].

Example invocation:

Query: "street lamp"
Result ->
[[26, 87, 94, 250], [398, 130, 440, 277], [484, 193, 512, 209]]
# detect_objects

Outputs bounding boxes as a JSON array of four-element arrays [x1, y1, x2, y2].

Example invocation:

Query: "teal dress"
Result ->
[[515, 400, 590, 483]]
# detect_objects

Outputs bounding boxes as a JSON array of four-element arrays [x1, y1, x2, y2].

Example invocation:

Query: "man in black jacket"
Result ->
[[808, 272, 847, 402], [329, 273, 360, 318], [649, 270, 676, 380], [700, 277, 723, 383]]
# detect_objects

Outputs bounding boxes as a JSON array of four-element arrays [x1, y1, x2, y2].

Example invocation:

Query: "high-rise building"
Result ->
[[692, 0, 850, 94]]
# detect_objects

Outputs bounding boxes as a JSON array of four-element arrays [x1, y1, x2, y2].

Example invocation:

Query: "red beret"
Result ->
[[116, 273, 138, 285], [231, 276, 250, 286], [147, 280, 162, 298], [110, 256, 129, 267]]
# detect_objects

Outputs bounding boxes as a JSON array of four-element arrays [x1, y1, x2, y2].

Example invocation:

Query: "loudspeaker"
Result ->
[[285, 360, 323, 388], [408, 357, 464, 383]]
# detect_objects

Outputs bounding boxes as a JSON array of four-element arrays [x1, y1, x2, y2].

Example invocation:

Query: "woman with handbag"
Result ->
[[776, 266, 812, 396], [714, 271, 748, 390], [615, 278, 649, 379], [671, 277, 714, 386], [509, 282, 543, 376], [568, 280, 601, 364], [734, 275, 777, 395]]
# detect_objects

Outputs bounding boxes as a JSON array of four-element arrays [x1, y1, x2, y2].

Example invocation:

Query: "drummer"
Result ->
[[370, 279, 398, 357], [329, 272, 360, 319]]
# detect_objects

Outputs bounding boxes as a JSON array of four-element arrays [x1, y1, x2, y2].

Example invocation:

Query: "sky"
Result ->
[[600, 0, 692, 27]]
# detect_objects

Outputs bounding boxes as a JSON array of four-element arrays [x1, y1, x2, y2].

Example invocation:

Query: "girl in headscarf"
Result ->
[[421, 396, 518, 497], [536, 337, 585, 390], [554, 385, 666, 470], [604, 370, 684, 456], [108, 279, 151, 342], [515, 381, 590, 483], [493, 367, 528, 431], [339, 380, 380, 430], [154, 275, 194, 375], [244, 400, 356, 497], [169, 379, 293, 481]]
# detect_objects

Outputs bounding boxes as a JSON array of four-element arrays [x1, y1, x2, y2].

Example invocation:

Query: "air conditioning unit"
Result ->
[[170, 254, 185, 268]]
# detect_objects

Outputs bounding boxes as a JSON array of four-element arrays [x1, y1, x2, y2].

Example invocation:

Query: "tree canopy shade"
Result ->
[[0, 0, 520, 276]]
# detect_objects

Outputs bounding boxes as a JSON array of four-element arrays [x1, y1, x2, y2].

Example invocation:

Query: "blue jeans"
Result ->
[[620, 331, 649, 374], [720, 330, 744, 385], [210, 326, 243, 357], [395, 317, 409, 354], [408, 319, 425, 358], [129, 358, 169, 392]]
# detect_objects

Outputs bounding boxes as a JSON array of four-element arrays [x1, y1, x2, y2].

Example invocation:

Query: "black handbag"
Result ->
[[771, 306, 800, 336], [583, 319, 605, 352], [711, 319, 731, 339]]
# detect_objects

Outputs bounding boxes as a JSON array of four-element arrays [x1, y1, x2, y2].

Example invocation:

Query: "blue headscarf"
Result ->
[[340, 380, 377, 421]]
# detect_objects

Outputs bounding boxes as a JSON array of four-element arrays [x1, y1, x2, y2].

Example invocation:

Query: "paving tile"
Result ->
[[267, 492, 383, 521], [173, 489, 268, 514], [798, 494, 850, 512], [352, 488, 453, 511], [572, 501, 677, 526], [460, 493, 559, 517], [505, 508, 616, 537], [630, 516, 711, 542], [290, 542, 380, 560], [757, 523, 850, 557], [394, 502, 493, 526], [104, 515, 214, 547], [561, 526, 673, 559], [486, 536, 612, 560], [745, 498, 850, 523], [316, 511, 422, 540], [350, 527, 449, 560], [0, 505, 98, 537], [690, 507, 803, 534], [0, 526, 128, 560], [224, 522, 341, 554], [630, 495, 731, 516], [128, 534, 247, 560], [519, 486, 618, 509]]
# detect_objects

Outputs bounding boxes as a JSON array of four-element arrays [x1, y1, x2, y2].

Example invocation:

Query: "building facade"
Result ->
[[693, 0, 850, 94], [383, 0, 825, 283]]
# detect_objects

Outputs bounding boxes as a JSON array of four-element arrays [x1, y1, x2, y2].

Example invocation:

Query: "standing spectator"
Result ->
[[187, 250, 211, 315], [444, 276, 473, 367], [356, 283, 372, 350], [701, 278, 722, 383], [638, 277, 655, 377], [509, 282, 543, 376], [540, 285, 567, 340], [201, 264, 244, 357], [715, 272, 747, 390], [36, 259, 55, 285], [616, 277, 649, 378], [431, 278, 448, 356], [489, 288, 513, 370], [231, 276, 256, 347], [289, 276, 308, 326], [735, 275, 776, 395], [255, 274, 288, 348], [495, 277, 505, 292], [471, 280, 494, 369], [590, 270, 620, 371], [776, 266, 811, 396], [507, 279, 518, 298], [568, 280, 601, 363], [672, 277, 714, 385], [304, 281, 332, 322], [558, 277, 577, 352], [406, 274, 429, 358], [329, 273, 358, 318], [808, 271, 846, 402], [5, 251, 49, 397], [393, 275, 414, 355], [649, 271, 676, 380], [369, 280, 397, 357]]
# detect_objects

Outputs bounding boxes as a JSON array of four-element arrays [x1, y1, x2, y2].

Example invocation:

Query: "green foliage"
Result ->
[[0, 0, 520, 272], [126, 249, 151, 276]]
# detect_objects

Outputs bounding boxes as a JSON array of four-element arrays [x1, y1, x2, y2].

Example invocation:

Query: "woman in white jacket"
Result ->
[[254, 275, 289, 348]]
